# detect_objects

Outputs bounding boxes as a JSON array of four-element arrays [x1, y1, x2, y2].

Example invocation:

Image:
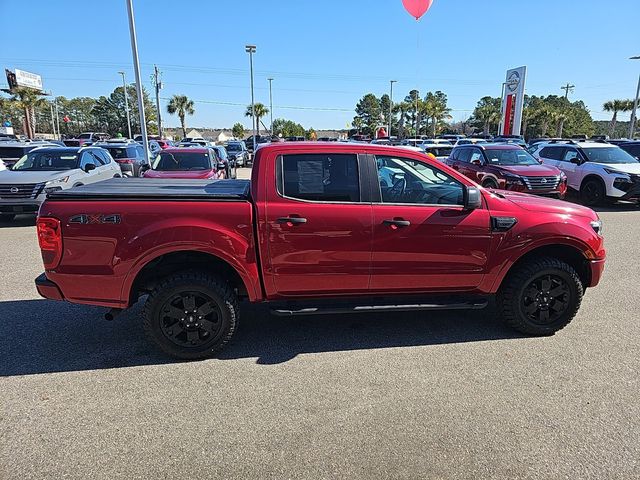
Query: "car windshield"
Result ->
[[582, 147, 639, 164], [152, 151, 211, 170], [425, 147, 452, 157], [484, 148, 538, 166], [12, 151, 79, 171], [226, 143, 242, 151], [104, 147, 131, 159], [78, 133, 92, 139]]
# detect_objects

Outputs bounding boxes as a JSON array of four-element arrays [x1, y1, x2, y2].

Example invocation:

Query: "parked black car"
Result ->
[[619, 141, 640, 160], [0, 141, 60, 168]]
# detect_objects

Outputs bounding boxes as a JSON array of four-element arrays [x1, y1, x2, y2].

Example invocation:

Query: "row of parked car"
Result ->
[[0, 137, 250, 221]]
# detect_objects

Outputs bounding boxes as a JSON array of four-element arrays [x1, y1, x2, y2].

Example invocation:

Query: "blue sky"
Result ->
[[1, 0, 638, 130]]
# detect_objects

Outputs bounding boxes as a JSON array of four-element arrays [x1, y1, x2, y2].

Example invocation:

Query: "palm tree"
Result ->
[[473, 97, 501, 136], [423, 92, 452, 137], [10, 87, 46, 139], [603, 99, 633, 137], [166, 95, 195, 139], [245, 103, 269, 135]]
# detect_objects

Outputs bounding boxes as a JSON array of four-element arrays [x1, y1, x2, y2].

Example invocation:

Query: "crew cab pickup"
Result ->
[[35, 143, 606, 359]]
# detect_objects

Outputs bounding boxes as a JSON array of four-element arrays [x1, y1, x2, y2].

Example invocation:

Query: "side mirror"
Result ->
[[140, 164, 150, 173], [83, 163, 96, 173], [569, 157, 581, 165], [464, 186, 482, 210], [471, 159, 482, 166]]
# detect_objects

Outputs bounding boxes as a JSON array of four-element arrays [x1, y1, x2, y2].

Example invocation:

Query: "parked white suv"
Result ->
[[530, 140, 640, 205], [0, 146, 122, 221]]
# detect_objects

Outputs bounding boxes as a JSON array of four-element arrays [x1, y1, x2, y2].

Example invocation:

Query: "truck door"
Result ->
[[263, 152, 373, 297], [370, 153, 492, 292]]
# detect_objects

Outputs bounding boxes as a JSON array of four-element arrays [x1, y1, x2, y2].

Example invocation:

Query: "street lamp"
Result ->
[[125, 0, 149, 164], [389, 80, 397, 137], [629, 56, 640, 139], [245, 45, 257, 151], [118, 71, 132, 139], [268, 77, 273, 137]]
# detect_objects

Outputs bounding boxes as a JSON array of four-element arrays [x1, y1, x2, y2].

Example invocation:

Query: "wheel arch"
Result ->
[[126, 250, 256, 306], [580, 173, 606, 191], [495, 243, 592, 292]]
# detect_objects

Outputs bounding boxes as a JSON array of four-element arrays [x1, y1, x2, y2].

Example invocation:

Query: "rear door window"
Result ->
[[279, 153, 360, 202], [539, 146, 565, 160]]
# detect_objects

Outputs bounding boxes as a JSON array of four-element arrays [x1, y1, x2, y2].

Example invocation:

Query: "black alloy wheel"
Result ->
[[159, 291, 223, 349], [581, 179, 605, 206], [520, 274, 570, 325]]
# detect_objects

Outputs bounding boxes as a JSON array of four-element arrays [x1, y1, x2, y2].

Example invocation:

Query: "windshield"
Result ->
[[78, 133, 92, 139], [152, 151, 212, 170], [425, 147, 452, 157], [12, 151, 79, 171], [582, 147, 639, 165], [484, 148, 538, 166], [226, 143, 242, 151]]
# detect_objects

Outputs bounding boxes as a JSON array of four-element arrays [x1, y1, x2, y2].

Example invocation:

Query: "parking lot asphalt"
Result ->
[[1, 176, 639, 479]]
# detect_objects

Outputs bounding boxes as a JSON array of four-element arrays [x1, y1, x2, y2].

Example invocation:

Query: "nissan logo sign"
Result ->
[[506, 71, 521, 93], [540, 178, 548, 184], [10, 187, 19, 194]]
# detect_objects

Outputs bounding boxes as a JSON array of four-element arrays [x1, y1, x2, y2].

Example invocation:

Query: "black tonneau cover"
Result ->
[[47, 178, 251, 201]]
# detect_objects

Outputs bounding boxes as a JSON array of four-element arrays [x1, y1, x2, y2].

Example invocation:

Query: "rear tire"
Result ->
[[0, 214, 16, 222], [580, 178, 606, 206], [497, 257, 583, 335], [143, 272, 239, 360]]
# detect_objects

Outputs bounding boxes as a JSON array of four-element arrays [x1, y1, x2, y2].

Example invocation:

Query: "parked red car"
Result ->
[[142, 147, 225, 179], [447, 144, 567, 198], [36, 142, 604, 359]]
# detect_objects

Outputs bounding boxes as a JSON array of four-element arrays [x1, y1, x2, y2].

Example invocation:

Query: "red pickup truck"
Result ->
[[35, 143, 606, 359]]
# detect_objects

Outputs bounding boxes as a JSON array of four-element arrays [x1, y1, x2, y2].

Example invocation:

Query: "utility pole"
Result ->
[[268, 77, 273, 136], [245, 45, 257, 151], [152, 65, 163, 138], [389, 80, 396, 137], [49, 101, 56, 138], [118, 71, 132, 139], [54, 96, 60, 140], [561, 82, 575, 99], [125, 0, 149, 163], [629, 56, 640, 139]]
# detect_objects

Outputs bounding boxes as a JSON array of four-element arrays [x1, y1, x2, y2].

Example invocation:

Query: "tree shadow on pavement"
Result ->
[[0, 298, 522, 376]]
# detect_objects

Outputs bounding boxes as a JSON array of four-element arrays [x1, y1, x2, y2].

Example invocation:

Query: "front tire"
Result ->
[[497, 257, 583, 335], [581, 178, 606, 206], [482, 178, 499, 189], [143, 272, 239, 359]]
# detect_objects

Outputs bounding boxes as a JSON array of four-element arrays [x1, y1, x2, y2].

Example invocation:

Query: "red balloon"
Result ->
[[402, 0, 434, 20]]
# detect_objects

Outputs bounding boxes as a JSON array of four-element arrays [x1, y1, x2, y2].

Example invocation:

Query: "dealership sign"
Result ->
[[499, 66, 527, 136], [14, 69, 43, 90]]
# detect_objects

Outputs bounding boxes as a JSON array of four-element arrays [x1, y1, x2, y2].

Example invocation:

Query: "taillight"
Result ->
[[37, 217, 62, 269], [116, 159, 134, 164]]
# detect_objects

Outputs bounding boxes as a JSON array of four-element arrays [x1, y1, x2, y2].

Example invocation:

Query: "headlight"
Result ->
[[603, 167, 623, 175], [590, 219, 603, 236], [559, 171, 567, 181], [45, 176, 70, 186], [504, 174, 523, 186]]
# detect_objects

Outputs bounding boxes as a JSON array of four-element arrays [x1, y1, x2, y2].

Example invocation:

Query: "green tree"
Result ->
[[232, 122, 245, 139], [353, 93, 382, 136], [404, 90, 422, 136], [470, 96, 501, 135], [8, 87, 47, 138], [245, 103, 269, 135], [92, 85, 156, 137], [272, 118, 305, 137], [603, 99, 633, 137], [167, 94, 195, 139], [380, 94, 391, 133], [306, 127, 317, 140], [422, 91, 452, 137]]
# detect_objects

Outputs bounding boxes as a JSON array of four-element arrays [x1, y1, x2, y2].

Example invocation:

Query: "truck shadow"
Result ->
[[0, 215, 36, 229], [0, 299, 522, 376]]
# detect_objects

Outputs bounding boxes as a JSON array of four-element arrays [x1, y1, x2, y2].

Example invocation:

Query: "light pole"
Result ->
[[245, 45, 257, 152], [125, 0, 149, 164], [118, 71, 132, 139], [268, 77, 273, 137], [629, 56, 640, 139], [389, 80, 397, 137], [54, 96, 60, 140]]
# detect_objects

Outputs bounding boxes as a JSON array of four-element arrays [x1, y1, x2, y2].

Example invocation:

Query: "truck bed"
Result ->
[[48, 178, 251, 201]]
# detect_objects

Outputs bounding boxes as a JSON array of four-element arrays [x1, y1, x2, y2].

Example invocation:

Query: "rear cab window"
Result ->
[[278, 153, 360, 202]]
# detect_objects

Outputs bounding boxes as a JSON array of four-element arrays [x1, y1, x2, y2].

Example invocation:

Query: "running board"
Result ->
[[271, 300, 488, 316]]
